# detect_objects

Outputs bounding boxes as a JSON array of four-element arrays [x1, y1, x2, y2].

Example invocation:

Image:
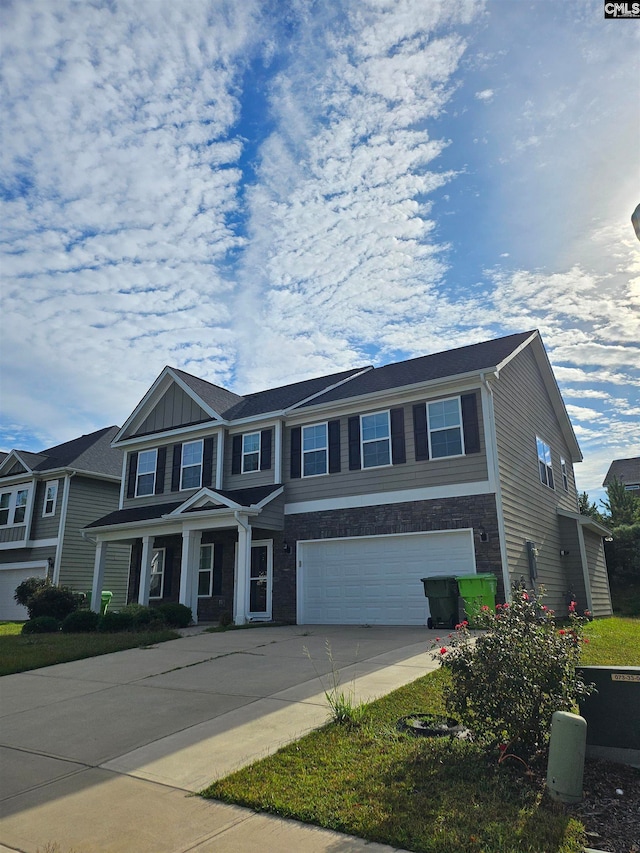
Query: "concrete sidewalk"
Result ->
[[0, 624, 439, 852]]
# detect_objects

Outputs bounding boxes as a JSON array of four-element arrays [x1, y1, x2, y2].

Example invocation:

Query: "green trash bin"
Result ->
[[420, 575, 459, 629], [86, 590, 113, 615], [455, 573, 497, 627]]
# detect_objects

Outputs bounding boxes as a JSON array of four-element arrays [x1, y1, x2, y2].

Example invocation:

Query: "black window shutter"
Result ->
[[260, 429, 272, 471], [213, 543, 223, 595], [155, 447, 166, 495], [413, 404, 429, 461], [461, 393, 481, 454], [328, 420, 341, 473], [202, 437, 214, 487], [290, 427, 302, 479], [390, 408, 406, 464], [127, 452, 138, 499], [171, 444, 182, 491], [348, 417, 361, 470], [231, 435, 242, 475]]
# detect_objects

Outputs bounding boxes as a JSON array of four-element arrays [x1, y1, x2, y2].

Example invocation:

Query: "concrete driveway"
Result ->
[[0, 624, 438, 852]]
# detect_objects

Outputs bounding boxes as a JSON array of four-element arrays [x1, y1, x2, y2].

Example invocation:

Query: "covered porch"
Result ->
[[86, 485, 284, 625]]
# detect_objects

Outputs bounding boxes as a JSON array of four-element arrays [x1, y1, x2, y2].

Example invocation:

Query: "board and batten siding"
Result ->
[[492, 346, 581, 612], [59, 476, 130, 607], [283, 390, 488, 504], [122, 434, 219, 510], [133, 383, 211, 436]]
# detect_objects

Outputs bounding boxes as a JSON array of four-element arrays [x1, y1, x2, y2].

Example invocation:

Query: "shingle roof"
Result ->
[[171, 368, 244, 417], [1, 426, 124, 479], [222, 367, 369, 419], [86, 484, 282, 529], [299, 331, 536, 407], [603, 457, 640, 488]]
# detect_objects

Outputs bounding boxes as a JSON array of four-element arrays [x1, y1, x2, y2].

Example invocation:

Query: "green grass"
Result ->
[[202, 617, 637, 853], [581, 615, 640, 665], [0, 627, 180, 676]]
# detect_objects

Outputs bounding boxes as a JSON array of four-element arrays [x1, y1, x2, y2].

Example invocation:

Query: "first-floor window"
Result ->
[[537, 437, 554, 489], [43, 480, 59, 516], [361, 411, 391, 468], [136, 449, 157, 497], [198, 544, 221, 597], [242, 433, 260, 473], [428, 397, 463, 458], [303, 423, 328, 476], [149, 548, 165, 598]]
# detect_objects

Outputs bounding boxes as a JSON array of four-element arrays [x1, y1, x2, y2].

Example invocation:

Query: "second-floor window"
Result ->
[[303, 423, 328, 476], [136, 449, 157, 497], [0, 487, 29, 526], [43, 480, 59, 516], [561, 457, 569, 491], [242, 433, 260, 473], [361, 411, 391, 469], [181, 440, 203, 489], [427, 398, 464, 459], [537, 437, 554, 489]]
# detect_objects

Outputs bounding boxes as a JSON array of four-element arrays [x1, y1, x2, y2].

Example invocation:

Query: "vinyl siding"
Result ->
[[492, 346, 580, 612], [223, 429, 276, 491], [255, 493, 285, 531], [122, 435, 218, 510], [59, 476, 130, 607], [284, 391, 488, 504], [30, 479, 61, 540], [134, 383, 210, 435], [584, 529, 613, 617], [0, 526, 27, 544], [0, 545, 56, 566]]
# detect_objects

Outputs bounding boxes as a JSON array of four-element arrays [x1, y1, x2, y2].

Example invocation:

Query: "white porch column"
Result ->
[[234, 512, 252, 625], [138, 535, 153, 605], [90, 540, 107, 614], [179, 528, 202, 623]]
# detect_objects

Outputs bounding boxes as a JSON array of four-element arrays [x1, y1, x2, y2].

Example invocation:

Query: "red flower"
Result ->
[[496, 603, 503, 610], [522, 592, 529, 600], [481, 605, 489, 611], [439, 647, 448, 655], [503, 603, 509, 608], [498, 744, 507, 753], [583, 637, 589, 643], [559, 629, 566, 635], [462, 620, 468, 626]]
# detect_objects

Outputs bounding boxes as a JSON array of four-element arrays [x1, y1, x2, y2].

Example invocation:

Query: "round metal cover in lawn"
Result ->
[[397, 714, 464, 737]]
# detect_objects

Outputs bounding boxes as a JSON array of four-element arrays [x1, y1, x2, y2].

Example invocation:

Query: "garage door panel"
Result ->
[[299, 531, 476, 625], [0, 566, 47, 621]]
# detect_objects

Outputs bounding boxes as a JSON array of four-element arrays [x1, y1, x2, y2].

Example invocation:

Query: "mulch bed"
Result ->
[[566, 758, 640, 853]]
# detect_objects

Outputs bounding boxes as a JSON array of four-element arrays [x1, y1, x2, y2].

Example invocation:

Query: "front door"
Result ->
[[248, 540, 272, 619]]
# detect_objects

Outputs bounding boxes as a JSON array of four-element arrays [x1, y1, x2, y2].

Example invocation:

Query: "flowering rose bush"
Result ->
[[431, 584, 594, 760]]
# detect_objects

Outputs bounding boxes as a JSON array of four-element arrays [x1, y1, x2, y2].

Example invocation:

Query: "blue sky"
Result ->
[[1, 0, 638, 503]]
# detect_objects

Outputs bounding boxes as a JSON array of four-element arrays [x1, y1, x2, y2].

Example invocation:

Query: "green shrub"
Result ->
[[27, 585, 81, 621], [22, 616, 61, 634], [219, 610, 233, 627], [97, 611, 134, 633], [62, 609, 100, 633], [156, 602, 192, 628], [120, 603, 166, 629], [432, 585, 595, 761], [14, 576, 50, 608]]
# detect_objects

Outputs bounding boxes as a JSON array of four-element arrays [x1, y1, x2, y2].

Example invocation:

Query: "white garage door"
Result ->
[[297, 530, 476, 625], [0, 565, 47, 621]]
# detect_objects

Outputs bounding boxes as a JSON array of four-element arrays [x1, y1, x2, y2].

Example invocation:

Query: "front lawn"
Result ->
[[0, 626, 180, 676], [202, 617, 638, 853]]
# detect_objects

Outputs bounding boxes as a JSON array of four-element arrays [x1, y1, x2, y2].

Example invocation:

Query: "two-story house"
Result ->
[[86, 330, 612, 625], [0, 427, 130, 620]]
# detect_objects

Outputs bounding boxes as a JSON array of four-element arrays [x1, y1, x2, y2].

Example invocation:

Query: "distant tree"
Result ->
[[578, 491, 605, 523], [600, 476, 640, 527]]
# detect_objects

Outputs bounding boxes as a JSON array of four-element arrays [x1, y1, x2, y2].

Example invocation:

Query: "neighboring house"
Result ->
[[0, 427, 130, 620], [603, 457, 640, 493], [86, 330, 612, 626]]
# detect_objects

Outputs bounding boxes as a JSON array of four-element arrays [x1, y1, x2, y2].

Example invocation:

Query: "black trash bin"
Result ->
[[420, 575, 459, 629]]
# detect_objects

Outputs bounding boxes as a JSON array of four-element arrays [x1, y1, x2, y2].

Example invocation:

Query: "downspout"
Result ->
[[480, 373, 512, 603]]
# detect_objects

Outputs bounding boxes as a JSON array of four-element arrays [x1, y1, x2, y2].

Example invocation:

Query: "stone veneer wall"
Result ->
[[273, 493, 502, 624]]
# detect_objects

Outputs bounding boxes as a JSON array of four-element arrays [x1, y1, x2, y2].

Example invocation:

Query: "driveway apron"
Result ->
[[0, 624, 437, 852]]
